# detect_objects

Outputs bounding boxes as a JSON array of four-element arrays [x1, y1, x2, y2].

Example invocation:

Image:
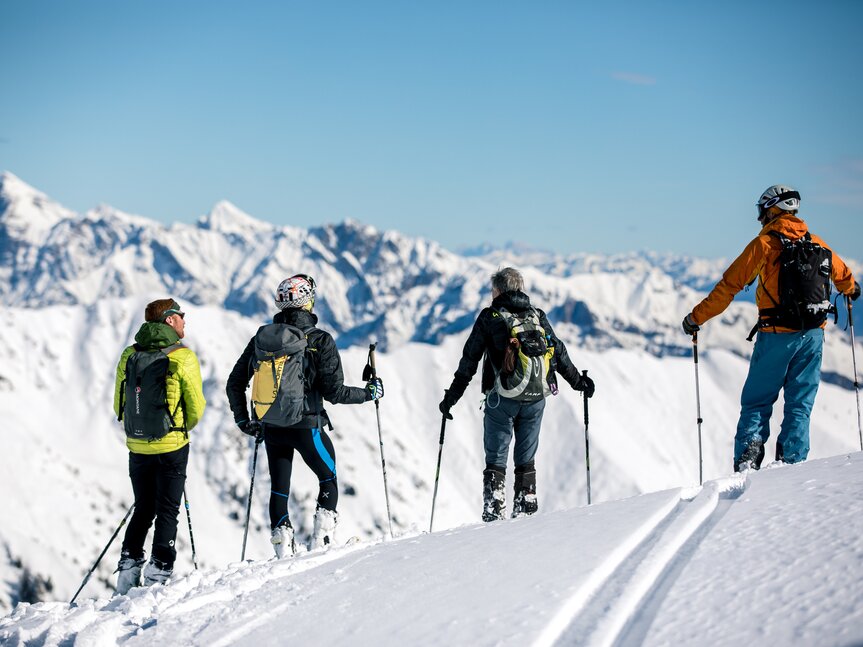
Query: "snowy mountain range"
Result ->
[[1, 171, 861, 625]]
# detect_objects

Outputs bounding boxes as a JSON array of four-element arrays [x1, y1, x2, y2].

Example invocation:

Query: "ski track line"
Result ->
[[547, 474, 748, 647], [614, 484, 745, 647], [530, 493, 682, 647]]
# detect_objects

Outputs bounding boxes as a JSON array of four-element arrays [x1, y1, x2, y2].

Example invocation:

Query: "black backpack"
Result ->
[[758, 232, 836, 331], [119, 343, 185, 441]]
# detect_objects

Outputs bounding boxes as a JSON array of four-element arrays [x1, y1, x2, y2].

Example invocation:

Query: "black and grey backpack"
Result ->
[[249, 323, 309, 427], [119, 343, 185, 441]]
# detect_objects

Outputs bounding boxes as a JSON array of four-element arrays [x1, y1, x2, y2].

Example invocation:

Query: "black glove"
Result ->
[[365, 377, 384, 401], [681, 313, 700, 335], [574, 374, 595, 398], [851, 281, 861, 302], [238, 420, 262, 440], [439, 389, 457, 420]]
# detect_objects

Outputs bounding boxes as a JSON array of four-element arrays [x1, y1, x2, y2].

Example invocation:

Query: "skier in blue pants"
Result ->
[[682, 185, 858, 471], [736, 328, 824, 465]]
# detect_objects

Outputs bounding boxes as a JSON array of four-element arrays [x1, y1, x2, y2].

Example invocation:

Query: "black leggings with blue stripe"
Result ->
[[264, 426, 338, 530]]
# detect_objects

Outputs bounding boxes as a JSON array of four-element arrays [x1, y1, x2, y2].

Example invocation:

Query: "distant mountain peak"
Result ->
[[459, 240, 554, 258], [198, 200, 272, 235], [0, 170, 75, 240]]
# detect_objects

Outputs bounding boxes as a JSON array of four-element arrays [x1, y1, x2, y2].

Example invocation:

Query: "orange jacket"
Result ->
[[691, 214, 856, 332]]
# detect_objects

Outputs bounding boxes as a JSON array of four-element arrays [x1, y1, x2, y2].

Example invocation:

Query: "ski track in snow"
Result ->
[[535, 473, 750, 647]]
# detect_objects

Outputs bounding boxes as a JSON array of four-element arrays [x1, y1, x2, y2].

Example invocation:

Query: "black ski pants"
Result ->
[[122, 443, 188, 568], [265, 426, 338, 530]]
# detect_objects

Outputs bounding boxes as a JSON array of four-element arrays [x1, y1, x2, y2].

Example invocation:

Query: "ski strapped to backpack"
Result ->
[[119, 342, 186, 441], [748, 231, 836, 340], [249, 323, 309, 427], [489, 307, 557, 402]]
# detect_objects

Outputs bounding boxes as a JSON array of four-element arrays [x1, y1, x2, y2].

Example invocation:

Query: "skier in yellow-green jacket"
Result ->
[[112, 298, 206, 594]]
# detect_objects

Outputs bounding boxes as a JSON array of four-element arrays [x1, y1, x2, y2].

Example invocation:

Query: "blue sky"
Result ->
[[1, 1, 861, 258]]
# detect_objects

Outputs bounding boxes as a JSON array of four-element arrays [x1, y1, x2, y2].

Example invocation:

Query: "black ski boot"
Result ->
[[482, 465, 506, 522], [512, 462, 538, 518], [735, 439, 765, 472]]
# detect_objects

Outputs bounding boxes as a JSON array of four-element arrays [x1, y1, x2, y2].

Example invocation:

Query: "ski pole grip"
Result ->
[[848, 296, 855, 328], [368, 343, 377, 375]]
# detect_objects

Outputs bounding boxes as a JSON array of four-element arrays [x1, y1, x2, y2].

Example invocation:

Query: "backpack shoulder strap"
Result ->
[[768, 230, 790, 246], [159, 342, 187, 433], [160, 342, 185, 357]]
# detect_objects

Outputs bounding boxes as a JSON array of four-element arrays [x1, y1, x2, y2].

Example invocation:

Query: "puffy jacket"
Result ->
[[225, 308, 368, 430], [445, 290, 583, 404], [113, 322, 207, 455], [691, 214, 856, 332]]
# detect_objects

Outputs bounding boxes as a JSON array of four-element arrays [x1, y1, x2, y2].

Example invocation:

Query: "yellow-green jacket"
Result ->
[[113, 322, 207, 455]]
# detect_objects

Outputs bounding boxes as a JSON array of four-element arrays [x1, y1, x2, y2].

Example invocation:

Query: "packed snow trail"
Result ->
[[2, 454, 863, 646], [542, 475, 747, 647]]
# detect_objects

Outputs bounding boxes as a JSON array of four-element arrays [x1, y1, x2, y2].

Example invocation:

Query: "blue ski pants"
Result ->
[[735, 328, 824, 466], [483, 394, 545, 469]]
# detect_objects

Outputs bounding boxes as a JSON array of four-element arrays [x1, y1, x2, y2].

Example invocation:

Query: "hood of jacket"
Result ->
[[491, 290, 532, 312], [134, 322, 181, 350], [760, 213, 809, 240], [273, 308, 319, 329]]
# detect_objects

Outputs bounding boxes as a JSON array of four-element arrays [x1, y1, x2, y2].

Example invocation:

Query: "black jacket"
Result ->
[[445, 290, 583, 404], [225, 309, 368, 429]]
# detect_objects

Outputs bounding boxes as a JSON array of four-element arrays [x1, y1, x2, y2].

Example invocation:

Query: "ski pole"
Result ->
[[183, 489, 198, 570], [582, 370, 592, 506], [692, 332, 704, 485], [70, 503, 135, 605], [429, 414, 448, 532], [367, 344, 394, 538], [847, 296, 863, 451], [241, 428, 264, 561]]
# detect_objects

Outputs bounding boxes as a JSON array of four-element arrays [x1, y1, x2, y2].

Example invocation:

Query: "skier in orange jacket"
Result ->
[[683, 185, 859, 471]]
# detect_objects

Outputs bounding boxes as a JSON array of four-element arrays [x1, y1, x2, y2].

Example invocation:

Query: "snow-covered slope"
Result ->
[[3, 454, 862, 646], [0, 172, 861, 615]]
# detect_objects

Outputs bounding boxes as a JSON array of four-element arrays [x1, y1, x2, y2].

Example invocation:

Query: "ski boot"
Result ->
[[143, 557, 173, 586], [735, 439, 765, 472], [115, 550, 145, 596], [312, 507, 338, 549], [271, 524, 296, 559], [482, 465, 506, 522], [512, 462, 538, 518]]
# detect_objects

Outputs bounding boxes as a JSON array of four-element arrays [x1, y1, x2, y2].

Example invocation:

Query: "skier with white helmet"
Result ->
[[226, 274, 384, 555], [682, 185, 859, 471]]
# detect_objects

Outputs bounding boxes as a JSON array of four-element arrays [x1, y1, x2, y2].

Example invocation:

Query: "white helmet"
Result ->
[[275, 274, 316, 310], [757, 184, 800, 214]]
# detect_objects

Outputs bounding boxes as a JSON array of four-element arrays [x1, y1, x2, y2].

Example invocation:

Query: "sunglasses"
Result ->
[[161, 308, 185, 321]]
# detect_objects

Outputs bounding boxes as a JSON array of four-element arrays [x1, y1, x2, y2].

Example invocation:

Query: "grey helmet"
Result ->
[[757, 184, 800, 220]]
